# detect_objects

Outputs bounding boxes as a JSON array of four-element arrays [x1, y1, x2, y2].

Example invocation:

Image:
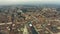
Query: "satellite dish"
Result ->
[[29, 24, 32, 27]]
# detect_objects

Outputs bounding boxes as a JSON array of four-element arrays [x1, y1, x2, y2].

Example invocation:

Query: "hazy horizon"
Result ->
[[0, 0, 60, 5]]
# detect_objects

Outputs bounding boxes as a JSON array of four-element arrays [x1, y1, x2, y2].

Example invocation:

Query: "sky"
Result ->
[[0, 0, 60, 5]]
